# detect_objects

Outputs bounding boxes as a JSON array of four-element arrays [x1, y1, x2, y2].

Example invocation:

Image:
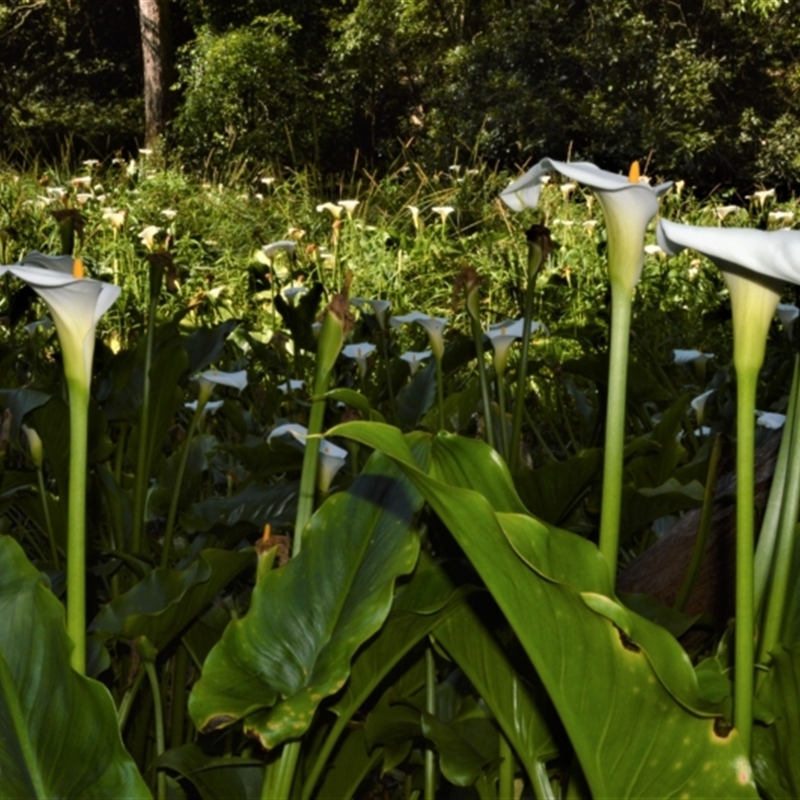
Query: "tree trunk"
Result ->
[[138, 0, 173, 146]]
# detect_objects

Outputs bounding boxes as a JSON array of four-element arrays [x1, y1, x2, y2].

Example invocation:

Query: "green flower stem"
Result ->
[[754, 354, 800, 613], [294, 394, 325, 558], [66, 377, 90, 675], [380, 331, 398, 423], [424, 646, 437, 800], [118, 666, 147, 731], [469, 314, 495, 450], [294, 306, 343, 556], [144, 658, 167, 800], [113, 422, 129, 485], [170, 644, 189, 748], [508, 247, 542, 473], [498, 735, 514, 800], [757, 366, 800, 679], [523, 406, 557, 462], [131, 294, 158, 555], [435, 355, 445, 432], [734, 366, 758, 755], [36, 467, 58, 569], [496, 370, 509, 461], [674, 433, 724, 612], [598, 286, 634, 576], [261, 741, 301, 800], [161, 402, 204, 568]]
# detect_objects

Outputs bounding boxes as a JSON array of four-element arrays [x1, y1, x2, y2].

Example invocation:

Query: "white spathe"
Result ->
[[657, 219, 800, 287], [391, 311, 448, 360], [657, 219, 790, 373], [0, 252, 121, 386], [500, 159, 672, 292]]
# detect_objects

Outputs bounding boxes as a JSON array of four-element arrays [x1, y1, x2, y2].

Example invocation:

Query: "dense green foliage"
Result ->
[[3, 0, 800, 189], [3, 147, 800, 797]]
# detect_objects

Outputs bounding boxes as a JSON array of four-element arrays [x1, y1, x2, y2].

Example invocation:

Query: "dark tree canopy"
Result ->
[[1, 0, 799, 190]]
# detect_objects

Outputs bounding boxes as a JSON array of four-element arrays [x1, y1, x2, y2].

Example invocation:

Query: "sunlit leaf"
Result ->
[[0, 535, 150, 799], [189, 449, 423, 749], [330, 422, 759, 799]]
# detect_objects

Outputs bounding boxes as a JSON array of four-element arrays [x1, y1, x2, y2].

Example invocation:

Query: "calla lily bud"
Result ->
[[22, 424, 44, 468], [256, 524, 280, 581], [134, 635, 159, 663], [525, 224, 552, 281]]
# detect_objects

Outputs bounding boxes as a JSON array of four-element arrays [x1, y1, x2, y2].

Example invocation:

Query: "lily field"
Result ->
[[2, 151, 800, 799]]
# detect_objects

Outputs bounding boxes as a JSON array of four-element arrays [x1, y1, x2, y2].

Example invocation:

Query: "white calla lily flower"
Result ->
[[193, 369, 248, 404], [691, 389, 716, 426], [674, 349, 715, 366], [400, 349, 432, 376], [391, 311, 448, 360], [267, 423, 347, 492], [756, 411, 786, 430], [352, 297, 392, 330], [316, 202, 342, 219], [431, 206, 455, 223], [1, 252, 120, 386], [262, 240, 297, 259], [485, 318, 548, 374], [500, 159, 671, 293], [338, 200, 360, 217], [278, 379, 305, 394], [185, 399, 224, 416], [657, 220, 793, 373], [777, 303, 799, 341], [342, 342, 378, 378]]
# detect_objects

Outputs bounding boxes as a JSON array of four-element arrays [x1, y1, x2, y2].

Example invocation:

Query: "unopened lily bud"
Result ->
[[134, 635, 158, 663], [256, 524, 279, 581], [22, 424, 44, 468], [525, 225, 552, 281]]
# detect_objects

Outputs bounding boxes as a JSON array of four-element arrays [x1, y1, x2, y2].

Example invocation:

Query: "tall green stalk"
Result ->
[[754, 354, 800, 613], [261, 741, 301, 800], [598, 286, 633, 576], [509, 233, 547, 472], [734, 368, 757, 755], [498, 735, 514, 800], [435, 355, 446, 432], [161, 401, 204, 567], [131, 292, 158, 555], [424, 646, 437, 800], [66, 378, 90, 675], [143, 656, 167, 800], [292, 298, 344, 555], [757, 365, 800, 679], [674, 433, 724, 613]]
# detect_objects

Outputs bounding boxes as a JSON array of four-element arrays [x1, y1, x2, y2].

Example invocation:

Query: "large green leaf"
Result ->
[[155, 744, 262, 800], [301, 556, 471, 797], [312, 727, 383, 800], [753, 644, 800, 798], [434, 603, 558, 787], [330, 423, 759, 799], [90, 548, 254, 652], [514, 448, 603, 525], [420, 699, 498, 787], [188, 449, 423, 749], [125, 339, 189, 479], [0, 535, 151, 800], [182, 480, 298, 533]]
